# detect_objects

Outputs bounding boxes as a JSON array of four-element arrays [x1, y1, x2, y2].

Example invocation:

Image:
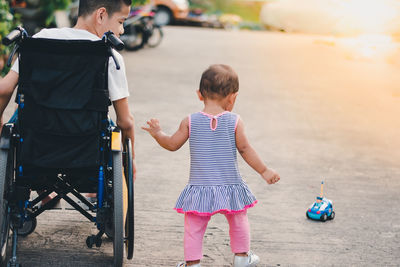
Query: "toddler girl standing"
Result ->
[[142, 64, 280, 267]]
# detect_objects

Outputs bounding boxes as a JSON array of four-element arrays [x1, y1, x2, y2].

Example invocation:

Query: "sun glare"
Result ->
[[261, 0, 400, 36], [338, 34, 397, 60], [357, 34, 394, 58], [340, 0, 398, 34]]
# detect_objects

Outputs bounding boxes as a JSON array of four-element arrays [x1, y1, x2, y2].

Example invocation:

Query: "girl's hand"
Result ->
[[141, 118, 162, 137], [261, 168, 280, 184], [142, 117, 189, 151]]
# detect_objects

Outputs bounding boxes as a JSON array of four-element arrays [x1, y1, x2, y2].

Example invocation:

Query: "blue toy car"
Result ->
[[306, 197, 335, 222], [306, 181, 335, 222]]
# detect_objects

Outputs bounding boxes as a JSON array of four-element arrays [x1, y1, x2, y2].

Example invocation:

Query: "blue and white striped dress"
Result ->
[[174, 111, 257, 216]]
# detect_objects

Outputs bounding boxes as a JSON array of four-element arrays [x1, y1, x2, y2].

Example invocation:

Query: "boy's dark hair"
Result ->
[[199, 64, 239, 99], [78, 0, 132, 17]]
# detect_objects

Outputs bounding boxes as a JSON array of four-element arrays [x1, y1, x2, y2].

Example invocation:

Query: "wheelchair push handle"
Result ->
[[2, 29, 21, 46], [2, 26, 26, 46], [103, 31, 124, 70], [103, 31, 124, 51], [107, 34, 125, 51]]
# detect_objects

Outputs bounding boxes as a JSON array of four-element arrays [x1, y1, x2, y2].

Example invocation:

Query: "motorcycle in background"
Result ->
[[120, 5, 163, 51]]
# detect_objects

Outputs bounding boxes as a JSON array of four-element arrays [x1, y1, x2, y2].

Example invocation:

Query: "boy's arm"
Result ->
[[235, 117, 280, 184], [113, 97, 136, 180], [142, 117, 189, 151], [0, 71, 19, 131]]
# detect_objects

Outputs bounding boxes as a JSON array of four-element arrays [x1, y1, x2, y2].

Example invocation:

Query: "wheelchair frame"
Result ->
[[0, 27, 134, 267]]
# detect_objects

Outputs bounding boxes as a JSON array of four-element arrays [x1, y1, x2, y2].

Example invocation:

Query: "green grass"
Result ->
[[190, 0, 264, 22], [216, 1, 264, 22]]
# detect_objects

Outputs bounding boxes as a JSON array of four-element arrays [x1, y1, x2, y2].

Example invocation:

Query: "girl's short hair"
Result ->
[[199, 64, 239, 99], [78, 0, 132, 17]]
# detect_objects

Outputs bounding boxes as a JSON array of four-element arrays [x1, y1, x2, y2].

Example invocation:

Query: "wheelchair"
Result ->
[[0, 27, 134, 267]]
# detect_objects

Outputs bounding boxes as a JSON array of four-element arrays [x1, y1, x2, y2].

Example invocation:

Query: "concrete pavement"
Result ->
[[4, 26, 400, 266]]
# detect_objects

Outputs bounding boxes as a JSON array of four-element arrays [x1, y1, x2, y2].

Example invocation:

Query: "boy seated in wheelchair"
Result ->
[[0, 0, 136, 206]]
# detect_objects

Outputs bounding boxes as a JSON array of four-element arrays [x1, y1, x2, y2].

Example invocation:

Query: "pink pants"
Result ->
[[184, 210, 250, 261]]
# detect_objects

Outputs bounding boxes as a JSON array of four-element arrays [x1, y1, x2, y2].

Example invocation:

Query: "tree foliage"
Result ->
[[0, 0, 18, 76], [40, 0, 71, 26]]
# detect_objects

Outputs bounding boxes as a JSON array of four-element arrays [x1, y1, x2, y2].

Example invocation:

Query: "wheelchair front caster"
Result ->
[[17, 216, 37, 237], [95, 238, 102, 248], [10, 211, 37, 237], [86, 235, 95, 248], [86, 233, 103, 248]]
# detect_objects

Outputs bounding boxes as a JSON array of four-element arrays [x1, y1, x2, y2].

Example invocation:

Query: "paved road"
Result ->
[[4, 26, 400, 266]]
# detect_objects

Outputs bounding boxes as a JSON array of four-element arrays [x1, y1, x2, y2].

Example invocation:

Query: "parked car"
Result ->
[[152, 0, 189, 26]]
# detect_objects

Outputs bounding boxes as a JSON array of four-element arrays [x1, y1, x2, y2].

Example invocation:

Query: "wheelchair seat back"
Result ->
[[16, 38, 112, 174]]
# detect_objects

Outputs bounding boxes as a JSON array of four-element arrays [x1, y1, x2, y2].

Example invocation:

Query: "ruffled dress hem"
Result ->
[[174, 182, 257, 216], [174, 200, 258, 216]]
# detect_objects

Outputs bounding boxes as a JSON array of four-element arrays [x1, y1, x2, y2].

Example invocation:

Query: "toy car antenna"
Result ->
[[317, 181, 324, 202]]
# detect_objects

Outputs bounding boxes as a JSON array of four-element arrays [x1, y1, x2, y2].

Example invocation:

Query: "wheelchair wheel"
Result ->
[[0, 142, 11, 265], [112, 150, 124, 267], [123, 138, 134, 260]]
